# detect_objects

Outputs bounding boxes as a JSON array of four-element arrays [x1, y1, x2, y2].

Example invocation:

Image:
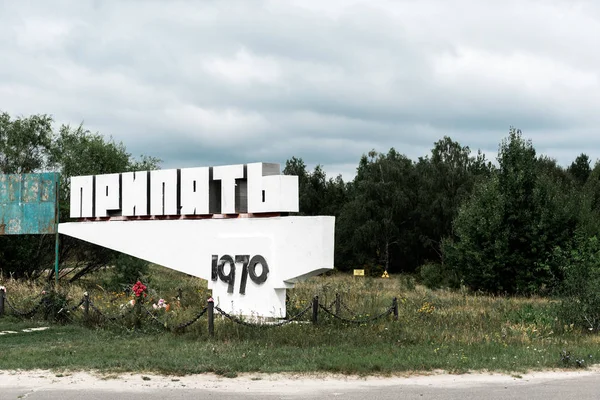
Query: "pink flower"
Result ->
[[153, 299, 167, 309]]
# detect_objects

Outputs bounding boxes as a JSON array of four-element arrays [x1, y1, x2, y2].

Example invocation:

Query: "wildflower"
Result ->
[[0, 286, 5, 293], [153, 298, 169, 310]]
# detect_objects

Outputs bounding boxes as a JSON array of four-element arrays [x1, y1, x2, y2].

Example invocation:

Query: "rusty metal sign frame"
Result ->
[[0, 172, 60, 285], [0, 173, 59, 235]]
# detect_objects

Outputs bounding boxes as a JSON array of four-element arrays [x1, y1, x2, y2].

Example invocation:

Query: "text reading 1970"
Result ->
[[211, 254, 269, 294]]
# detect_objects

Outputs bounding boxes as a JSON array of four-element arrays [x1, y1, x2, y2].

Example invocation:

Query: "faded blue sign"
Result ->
[[0, 173, 59, 234]]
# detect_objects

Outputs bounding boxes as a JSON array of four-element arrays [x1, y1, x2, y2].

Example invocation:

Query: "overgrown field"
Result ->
[[0, 265, 598, 376]]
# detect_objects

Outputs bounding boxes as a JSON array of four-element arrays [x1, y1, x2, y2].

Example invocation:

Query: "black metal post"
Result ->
[[177, 288, 183, 302], [312, 295, 319, 324], [0, 288, 5, 317], [83, 292, 90, 320], [134, 297, 142, 329], [208, 298, 214, 336], [393, 297, 398, 321]]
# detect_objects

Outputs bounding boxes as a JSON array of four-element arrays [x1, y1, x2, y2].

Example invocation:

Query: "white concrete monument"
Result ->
[[59, 162, 335, 318]]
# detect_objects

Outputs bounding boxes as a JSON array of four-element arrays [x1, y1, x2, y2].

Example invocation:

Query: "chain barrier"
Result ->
[[5, 297, 43, 318], [215, 301, 313, 328], [339, 299, 358, 315], [5, 295, 85, 319], [142, 305, 169, 328], [4, 291, 398, 332], [54, 298, 86, 322], [173, 307, 208, 330], [142, 305, 210, 331], [318, 303, 394, 324], [88, 298, 132, 322], [64, 298, 85, 313]]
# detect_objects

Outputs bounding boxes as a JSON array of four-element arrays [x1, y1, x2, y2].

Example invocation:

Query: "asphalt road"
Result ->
[[2, 369, 600, 400]]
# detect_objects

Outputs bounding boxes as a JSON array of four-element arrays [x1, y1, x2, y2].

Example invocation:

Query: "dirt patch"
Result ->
[[1, 367, 599, 394], [0, 327, 49, 335]]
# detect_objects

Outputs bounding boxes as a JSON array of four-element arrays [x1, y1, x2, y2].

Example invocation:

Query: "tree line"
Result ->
[[2, 111, 599, 300], [286, 128, 600, 296]]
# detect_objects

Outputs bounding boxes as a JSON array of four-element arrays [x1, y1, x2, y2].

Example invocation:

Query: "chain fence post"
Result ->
[[335, 292, 340, 315], [312, 295, 319, 324], [393, 297, 398, 321], [208, 297, 214, 336], [134, 297, 142, 329], [0, 288, 5, 317], [83, 292, 90, 321], [177, 288, 183, 303]]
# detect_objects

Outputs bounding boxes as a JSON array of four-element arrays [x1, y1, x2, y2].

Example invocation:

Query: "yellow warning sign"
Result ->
[[381, 271, 390, 278], [353, 269, 365, 276]]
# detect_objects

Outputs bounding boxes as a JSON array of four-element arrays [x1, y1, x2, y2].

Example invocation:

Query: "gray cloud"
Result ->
[[1, 0, 599, 180]]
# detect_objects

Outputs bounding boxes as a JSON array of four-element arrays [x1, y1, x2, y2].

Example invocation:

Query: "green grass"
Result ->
[[1, 317, 597, 376], [1, 266, 599, 376]]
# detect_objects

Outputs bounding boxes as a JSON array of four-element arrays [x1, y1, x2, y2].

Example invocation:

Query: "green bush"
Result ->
[[443, 129, 578, 295], [505, 302, 558, 328], [397, 273, 416, 291], [419, 262, 446, 289], [105, 254, 150, 291], [553, 235, 600, 332]]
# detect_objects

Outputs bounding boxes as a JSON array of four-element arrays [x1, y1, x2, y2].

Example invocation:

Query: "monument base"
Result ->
[[58, 216, 335, 318]]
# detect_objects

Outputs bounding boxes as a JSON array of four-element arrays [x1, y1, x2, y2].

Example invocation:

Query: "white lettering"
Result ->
[[180, 167, 210, 215], [247, 163, 299, 213], [70, 176, 94, 218], [212, 164, 244, 214], [150, 170, 178, 216], [95, 174, 120, 217], [68, 162, 299, 218], [122, 171, 148, 216]]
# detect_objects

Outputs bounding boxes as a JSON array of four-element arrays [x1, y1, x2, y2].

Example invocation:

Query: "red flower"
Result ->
[[132, 280, 147, 297]]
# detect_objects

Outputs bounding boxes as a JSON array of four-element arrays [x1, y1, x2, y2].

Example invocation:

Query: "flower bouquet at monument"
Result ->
[[131, 280, 147, 304], [152, 298, 170, 312]]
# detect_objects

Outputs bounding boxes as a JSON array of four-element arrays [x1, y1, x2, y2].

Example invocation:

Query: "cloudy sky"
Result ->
[[1, 0, 598, 180]]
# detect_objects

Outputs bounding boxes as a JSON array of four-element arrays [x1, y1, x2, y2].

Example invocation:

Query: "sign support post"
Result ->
[[54, 174, 60, 288]]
